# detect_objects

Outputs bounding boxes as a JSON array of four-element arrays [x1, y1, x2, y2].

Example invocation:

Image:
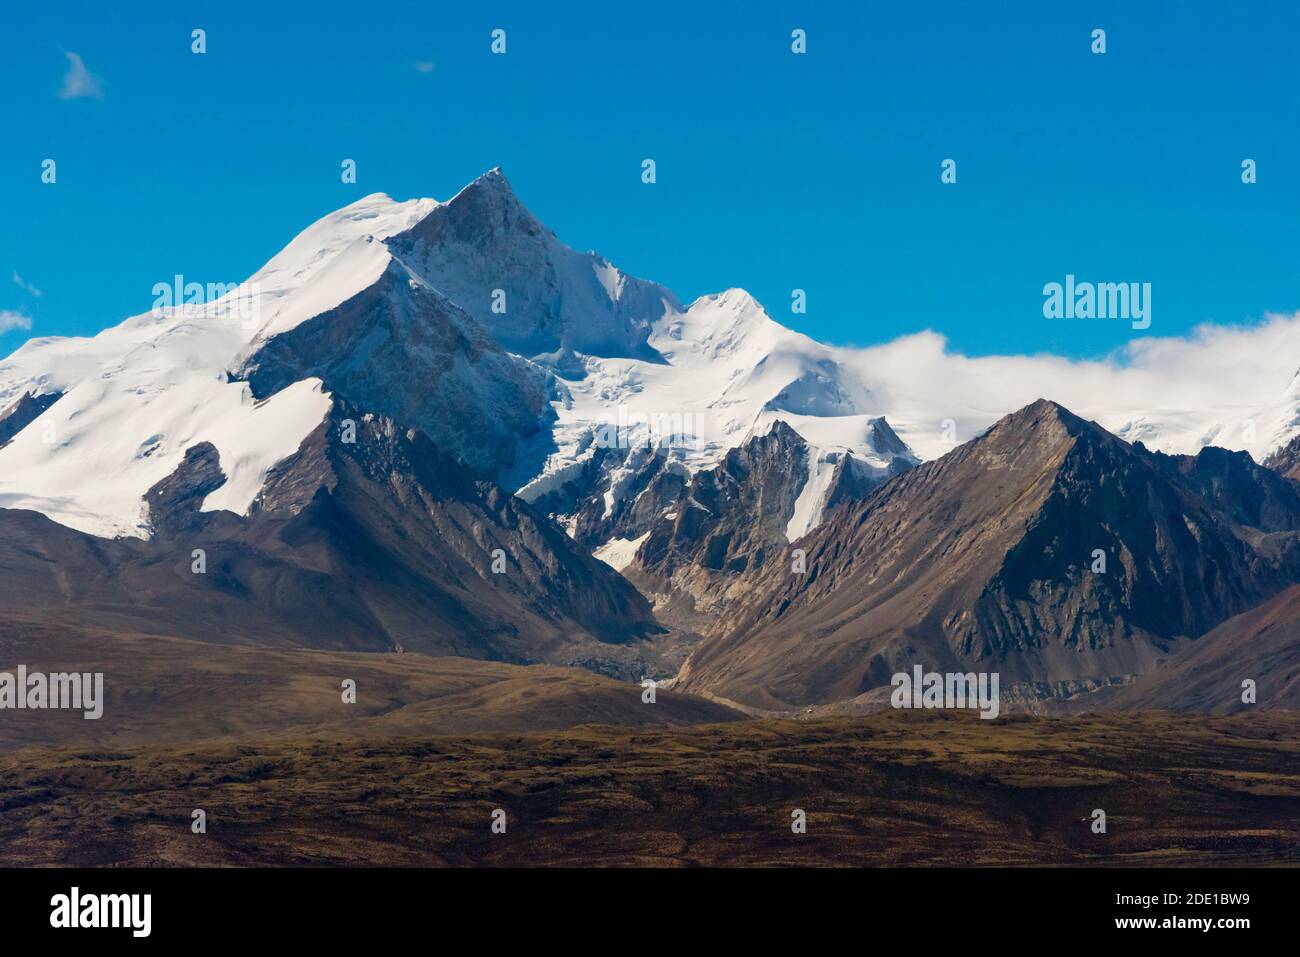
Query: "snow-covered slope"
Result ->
[[1106, 370, 1300, 462], [0, 193, 436, 538], [235, 252, 555, 478], [517, 287, 913, 526]]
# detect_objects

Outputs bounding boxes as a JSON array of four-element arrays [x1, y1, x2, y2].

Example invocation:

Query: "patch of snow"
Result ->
[[592, 257, 625, 303], [785, 450, 841, 542], [0, 373, 330, 539], [200, 379, 333, 515], [592, 531, 650, 571]]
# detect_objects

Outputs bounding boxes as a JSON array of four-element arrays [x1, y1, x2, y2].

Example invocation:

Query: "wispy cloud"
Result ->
[[12, 272, 42, 297], [414, 61, 435, 74], [57, 51, 103, 99], [0, 310, 33, 334]]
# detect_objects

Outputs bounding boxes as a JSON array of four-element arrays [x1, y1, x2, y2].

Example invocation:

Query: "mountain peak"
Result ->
[[399, 166, 543, 250], [754, 417, 806, 447], [709, 287, 766, 314], [989, 398, 1094, 440], [867, 416, 911, 459], [1011, 396, 1073, 420], [448, 166, 520, 206]]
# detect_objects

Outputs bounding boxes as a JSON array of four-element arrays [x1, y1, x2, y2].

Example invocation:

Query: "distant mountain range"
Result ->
[[4, 169, 1300, 715]]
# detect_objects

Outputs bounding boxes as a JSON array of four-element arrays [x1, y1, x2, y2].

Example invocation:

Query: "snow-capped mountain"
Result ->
[[0, 169, 917, 546], [0, 192, 436, 538], [11, 166, 1297, 562]]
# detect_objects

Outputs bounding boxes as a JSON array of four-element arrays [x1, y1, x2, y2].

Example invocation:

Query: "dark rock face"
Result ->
[[822, 437, 911, 513], [528, 442, 691, 550], [679, 400, 1300, 710], [236, 257, 554, 480], [1149, 444, 1300, 532], [0, 398, 671, 679], [529, 421, 912, 617], [144, 442, 227, 536], [1264, 432, 1300, 482], [0, 391, 62, 447], [389, 168, 677, 362], [624, 423, 860, 632], [635, 421, 809, 580], [533, 421, 909, 637]]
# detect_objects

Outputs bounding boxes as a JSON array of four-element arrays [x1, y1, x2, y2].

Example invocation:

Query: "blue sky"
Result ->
[[2, 0, 1298, 359]]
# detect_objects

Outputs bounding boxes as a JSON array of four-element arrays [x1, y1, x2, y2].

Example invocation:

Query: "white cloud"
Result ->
[[841, 313, 1300, 463], [12, 272, 41, 297], [0, 310, 33, 335], [414, 61, 434, 74], [57, 51, 103, 99]]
